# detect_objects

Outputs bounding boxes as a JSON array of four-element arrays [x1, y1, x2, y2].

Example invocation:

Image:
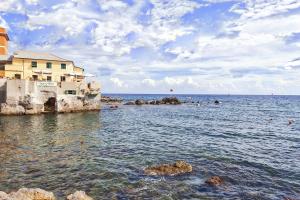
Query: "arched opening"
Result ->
[[44, 97, 56, 112]]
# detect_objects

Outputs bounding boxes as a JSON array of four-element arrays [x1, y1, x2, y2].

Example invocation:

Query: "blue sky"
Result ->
[[1, 0, 300, 94]]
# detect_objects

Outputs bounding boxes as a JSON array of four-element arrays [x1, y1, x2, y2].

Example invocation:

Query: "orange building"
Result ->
[[0, 27, 9, 55]]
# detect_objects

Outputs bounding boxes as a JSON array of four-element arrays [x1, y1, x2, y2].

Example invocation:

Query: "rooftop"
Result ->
[[0, 55, 11, 62], [13, 50, 72, 62]]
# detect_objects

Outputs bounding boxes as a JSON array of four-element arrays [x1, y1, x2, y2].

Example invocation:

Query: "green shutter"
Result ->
[[32, 61, 37, 68], [46, 62, 52, 69]]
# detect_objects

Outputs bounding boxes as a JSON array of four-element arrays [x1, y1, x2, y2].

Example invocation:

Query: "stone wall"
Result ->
[[0, 79, 101, 115]]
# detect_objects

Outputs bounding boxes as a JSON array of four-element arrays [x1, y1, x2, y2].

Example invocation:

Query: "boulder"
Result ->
[[101, 96, 122, 103], [124, 101, 135, 105], [67, 191, 93, 200], [0, 103, 25, 115], [135, 99, 145, 105], [205, 176, 224, 186], [0, 188, 56, 200], [149, 100, 156, 105], [144, 161, 192, 176], [161, 97, 181, 105]]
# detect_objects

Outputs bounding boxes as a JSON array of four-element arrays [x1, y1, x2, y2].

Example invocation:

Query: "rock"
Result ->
[[67, 191, 93, 200], [0, 188, 56, 200], [149, 100, 155, 105], [205, 176, 224, 186], [214, 100, 220, 104], [0, 103, 25, 115], [109, 105, 118, 109], [101, 96, 122, 103], [135, 99, 145, 105], [144, 160, 192, 176], [288, 119, 294, 125], [124, 101, 135, 105], [161, 97, 181, 105]]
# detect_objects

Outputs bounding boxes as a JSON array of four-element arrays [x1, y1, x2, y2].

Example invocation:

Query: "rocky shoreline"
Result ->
[[101, 96, 222, 107], [102, 96, 183, 106], [0, 161, 296, 200], [0, 188, 93, 200]]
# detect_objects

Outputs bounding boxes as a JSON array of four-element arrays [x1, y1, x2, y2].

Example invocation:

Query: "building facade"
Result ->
[[0, 27, 85, 82], [3, 51, 85, 82], [0, 27, 101, 115]]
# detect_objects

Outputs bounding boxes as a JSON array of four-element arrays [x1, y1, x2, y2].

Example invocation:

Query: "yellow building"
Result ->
[[0, 27, 85, 82]]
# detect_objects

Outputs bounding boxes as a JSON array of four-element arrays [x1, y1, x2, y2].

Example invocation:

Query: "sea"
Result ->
[[0, 94, 299, 200]]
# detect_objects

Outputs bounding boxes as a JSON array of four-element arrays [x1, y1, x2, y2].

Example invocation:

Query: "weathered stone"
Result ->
[[144, 161, 192, 176], [0, 188, 56, 200], [101, 96, 122, 103], [124, 101, 135, 105], [149, 100, 156, 105], [67, 191, 93, 200], [205, 176, 224, 186], [161, 97, 181, 105], [0, 103, 25, 115], [135, 99, 145, 105]]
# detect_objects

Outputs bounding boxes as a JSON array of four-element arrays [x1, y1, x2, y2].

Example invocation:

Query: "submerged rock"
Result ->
[[205, 176, 224, 186], [144, 161, 192, 176], [0, 188, 56, 200], [67, 191, 93, 200], [124, 101, 135, 105]]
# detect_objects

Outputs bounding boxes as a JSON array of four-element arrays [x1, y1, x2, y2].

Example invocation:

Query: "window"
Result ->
[[32, 75, 38, 81], [46, 62, 52, 69], [60, 76, 66, 82], [15, 74, 21, 79], [61, 63, 66, 69], [64, 90, 76, 95], [32, 61, 37, 68], [47, 76, 52, 81]]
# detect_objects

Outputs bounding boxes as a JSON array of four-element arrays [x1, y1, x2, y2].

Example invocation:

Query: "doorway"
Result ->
[[44, 97, 56, 112]]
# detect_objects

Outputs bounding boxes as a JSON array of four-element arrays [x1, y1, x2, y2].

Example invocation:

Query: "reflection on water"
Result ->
[[0, 95, 300, 200]]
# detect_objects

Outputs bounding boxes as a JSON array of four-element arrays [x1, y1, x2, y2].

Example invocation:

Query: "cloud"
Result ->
[[110, 77, 127, 88], [142, 78, 156, 87], [0, 0, 23, 12], [1, 0, 300, 94]]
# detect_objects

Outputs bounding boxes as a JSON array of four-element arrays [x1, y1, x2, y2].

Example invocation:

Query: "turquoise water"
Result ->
[[0, 95, 299, 199]]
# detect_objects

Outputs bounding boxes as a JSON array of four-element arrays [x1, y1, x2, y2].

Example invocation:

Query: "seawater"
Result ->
[[0, 94, 299, 200]]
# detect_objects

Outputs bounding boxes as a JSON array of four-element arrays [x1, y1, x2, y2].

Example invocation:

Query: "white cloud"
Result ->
[[110, 77, 126, 88], [0, 0, 23, 12], [142, 78, 156, 87], [230, 0, 300, 21], [97, 0, 128, 11], [25, 0, 39, 5], [2, 0, 300, 94]]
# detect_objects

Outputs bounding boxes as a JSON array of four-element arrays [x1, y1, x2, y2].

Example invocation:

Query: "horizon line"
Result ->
[[102, 93, 300, 96]]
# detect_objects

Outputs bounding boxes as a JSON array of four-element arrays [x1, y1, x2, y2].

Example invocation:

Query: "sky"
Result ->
[[1, 0, 300, 94]]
